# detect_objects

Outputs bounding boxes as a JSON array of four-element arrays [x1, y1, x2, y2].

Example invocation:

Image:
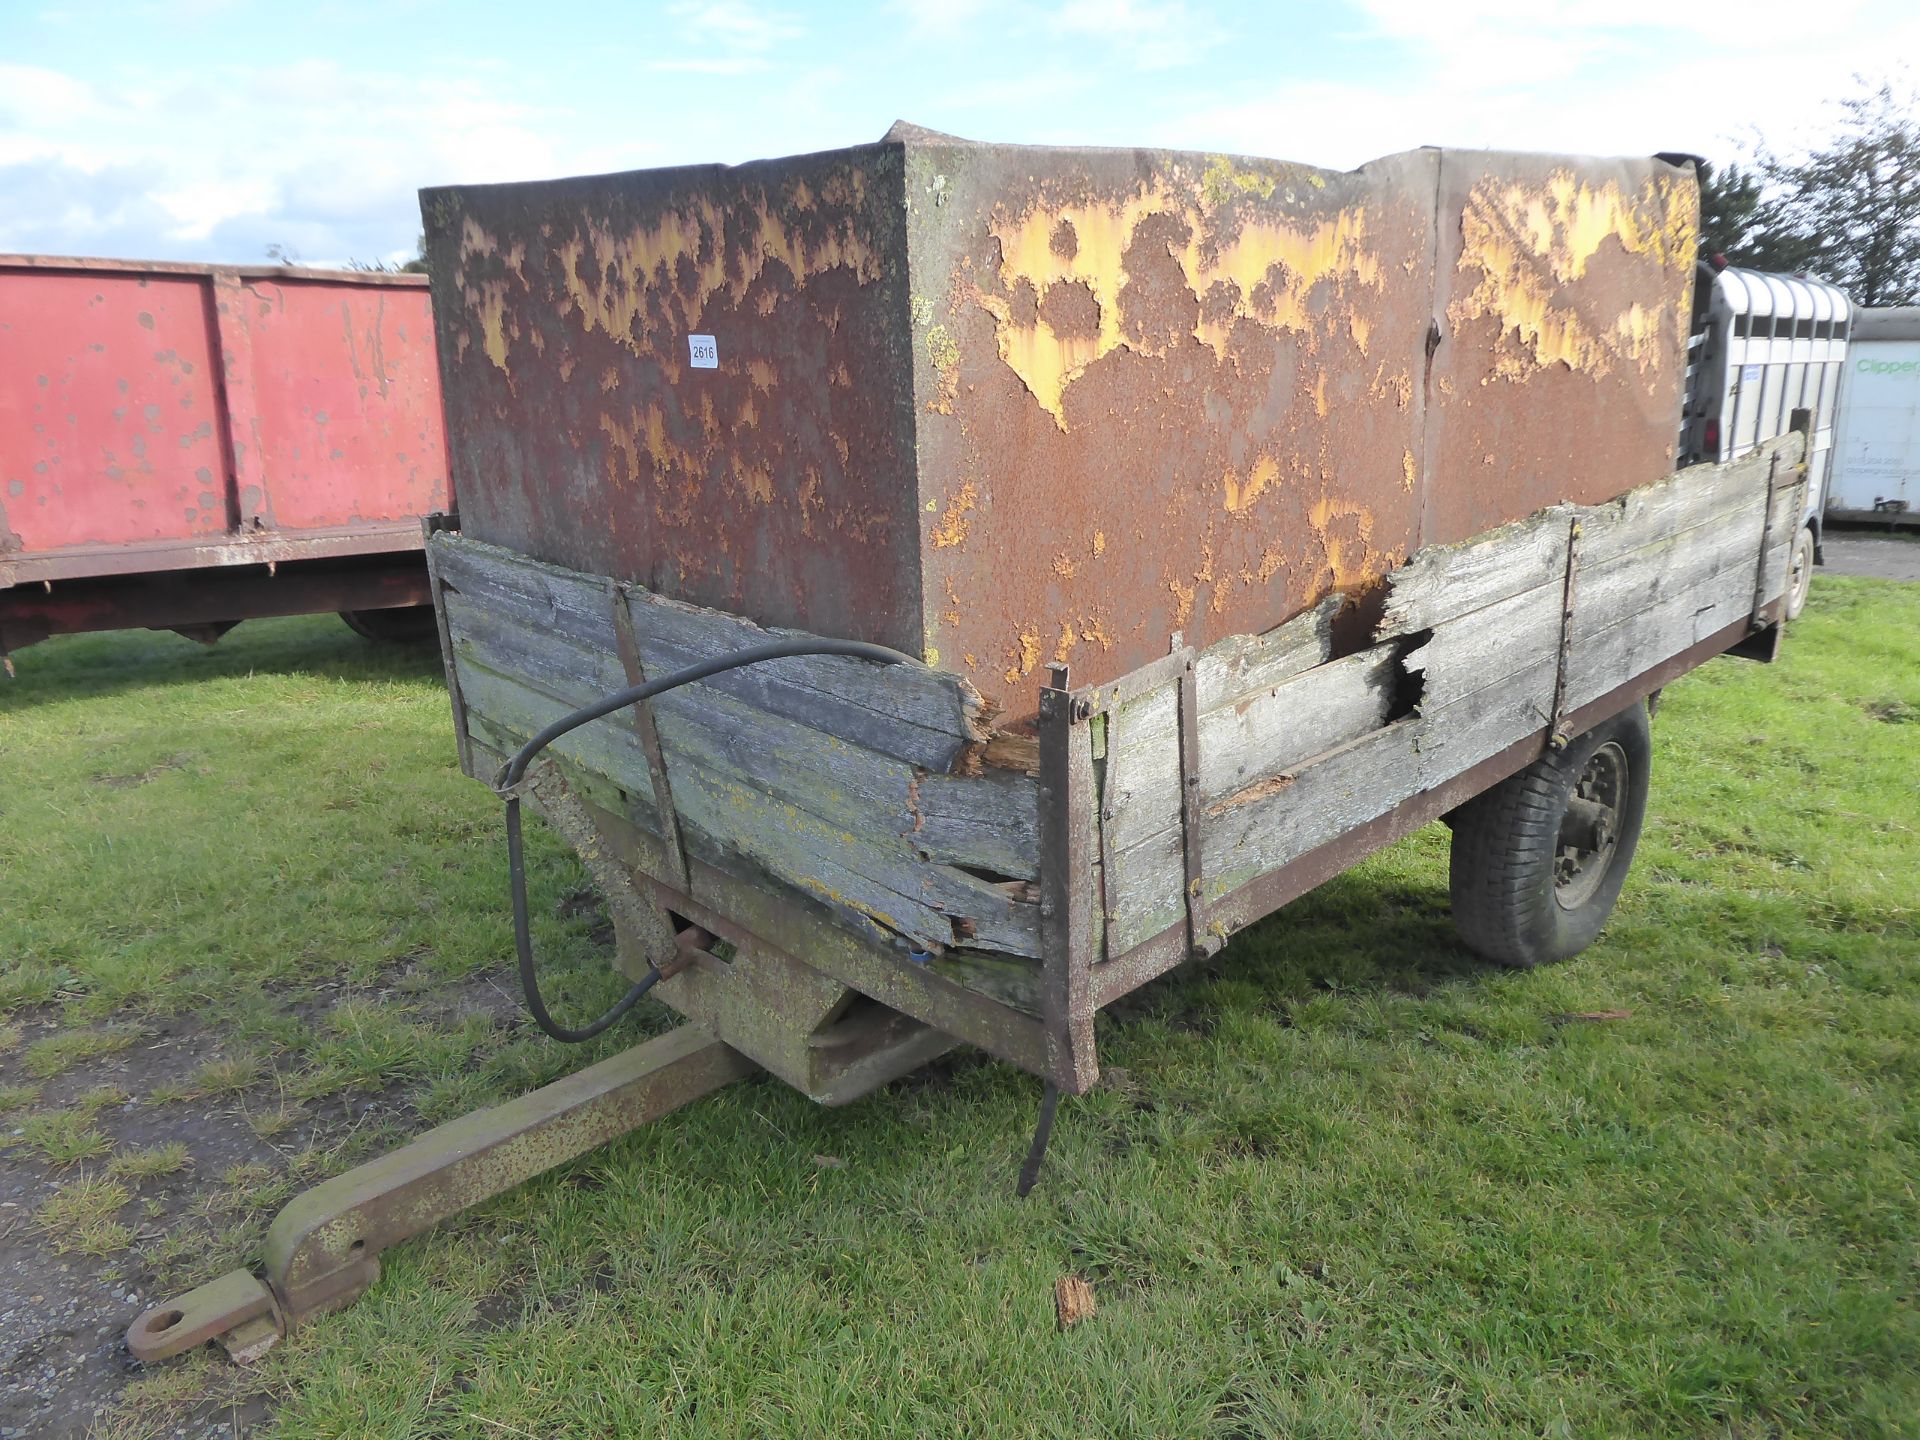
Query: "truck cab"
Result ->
[[1678, 262, 1851, 616]]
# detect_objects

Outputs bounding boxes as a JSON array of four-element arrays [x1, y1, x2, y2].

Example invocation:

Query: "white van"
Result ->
[[1678, 262, 1852, 617], [1828, 307, 1920, 523]]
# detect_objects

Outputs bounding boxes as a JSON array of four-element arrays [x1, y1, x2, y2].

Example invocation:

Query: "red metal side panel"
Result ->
[[0, 270, 226, 553], [240, 278, 449, 531]]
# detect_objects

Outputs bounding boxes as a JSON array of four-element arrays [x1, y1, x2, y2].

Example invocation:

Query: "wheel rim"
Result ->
[[1554, 741, 1626, 910], [1789, 536, 1812, 612]]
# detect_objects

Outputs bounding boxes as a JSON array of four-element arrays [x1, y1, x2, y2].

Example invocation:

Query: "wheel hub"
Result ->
[[1554, 741, 1627, 910]]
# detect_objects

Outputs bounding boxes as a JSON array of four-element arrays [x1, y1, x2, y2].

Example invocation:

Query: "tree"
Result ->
[[1695, 161, 1814, 273], [1757, 78, 1920, 306]]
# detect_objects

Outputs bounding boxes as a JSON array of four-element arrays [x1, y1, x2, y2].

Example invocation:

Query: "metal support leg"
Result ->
[[127, 1025, 756, 1365]]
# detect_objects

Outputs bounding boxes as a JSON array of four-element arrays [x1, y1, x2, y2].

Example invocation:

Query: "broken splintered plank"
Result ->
[[1099, 436, 1807, 961]]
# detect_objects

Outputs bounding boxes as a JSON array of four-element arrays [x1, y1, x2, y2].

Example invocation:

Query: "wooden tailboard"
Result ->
[[1097, 435, 1806, 958], [427, 534, 1043, 961]]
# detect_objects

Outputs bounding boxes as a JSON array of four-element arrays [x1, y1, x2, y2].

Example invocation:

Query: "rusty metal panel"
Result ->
[[419, 145, 924, 657], [1421, 151, 1697, 545], [903, 136, 1438, 713], [420, 129, 1695, 724], [0, 257, 451, 588]]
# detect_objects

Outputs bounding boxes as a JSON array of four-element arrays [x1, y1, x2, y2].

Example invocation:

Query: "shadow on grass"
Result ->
[[1101, 862, 1495, 1038], [0, 614, 445, 710]]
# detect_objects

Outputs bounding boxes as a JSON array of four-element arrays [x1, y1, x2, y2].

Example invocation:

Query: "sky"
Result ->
[[1, 0, 1914, 267]]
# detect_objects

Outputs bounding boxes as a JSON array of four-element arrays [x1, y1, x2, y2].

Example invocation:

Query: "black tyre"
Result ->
[[1449, 701, 1652, 967], [1784, 525, 1815, 620], [340, 605, 438, 644]]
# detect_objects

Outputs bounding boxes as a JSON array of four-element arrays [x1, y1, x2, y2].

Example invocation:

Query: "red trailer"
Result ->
[[0, 255, 451, 662]]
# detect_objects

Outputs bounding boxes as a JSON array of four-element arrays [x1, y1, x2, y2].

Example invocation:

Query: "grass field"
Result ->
[[2, 575, 1916, 1439]]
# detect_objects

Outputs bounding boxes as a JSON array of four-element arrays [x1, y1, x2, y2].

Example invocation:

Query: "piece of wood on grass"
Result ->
[[1055, 1274, 1097, 1330]]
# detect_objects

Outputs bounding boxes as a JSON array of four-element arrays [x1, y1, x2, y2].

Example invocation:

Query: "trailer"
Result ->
[[1828, 306, 1920, 527], [0, 256, 451, 660], [1676, 262, 1851, 617], [128, 128, 1810, 1364]]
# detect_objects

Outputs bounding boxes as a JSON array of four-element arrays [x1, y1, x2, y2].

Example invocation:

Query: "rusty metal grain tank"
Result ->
[[421, 124, 1696, 721]]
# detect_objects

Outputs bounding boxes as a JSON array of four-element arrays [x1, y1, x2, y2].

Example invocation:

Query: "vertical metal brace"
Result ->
[[1751, 412, 1811, 630], [1170, 632, 1212, 959], [1748, 453, 1784, 632], [1037, 664, 1098, 1094], [421, 513, 473, 776], [1545, 515, 1582, 751], [608, 582, 694, 894]]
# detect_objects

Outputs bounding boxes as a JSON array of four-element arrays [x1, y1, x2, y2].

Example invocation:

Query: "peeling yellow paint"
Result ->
[[1091, 530, 1106, 556], [1003, 626, 1042, 685], [1402, 448, 1417, 491], [1307, 494, 1379, 590], [552, 177, 882, 360], [1051, 552, 1079, 578], [1223, 454, 1281, 514], [930, 481, 977, 548], [1168, 576, 1196, 627], [1450, 170, 1696, 383], [978, 182, 1383, 427], [736, 459, 774, 505]]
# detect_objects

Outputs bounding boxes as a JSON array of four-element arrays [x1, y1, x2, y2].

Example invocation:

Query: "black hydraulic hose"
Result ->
[[500, 637, 914, 1043]]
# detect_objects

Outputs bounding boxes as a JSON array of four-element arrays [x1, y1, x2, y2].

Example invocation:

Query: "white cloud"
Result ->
[[1172, 2, 1918, 171], [1048, 0, 1224, 72], [666, 0, 803, 53], [647, 56, 775, 74], [0, 57, 657, 263]]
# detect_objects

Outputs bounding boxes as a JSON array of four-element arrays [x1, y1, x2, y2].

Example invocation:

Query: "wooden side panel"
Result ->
[[433, 532, 1042, 960], [1099, 437, 1804, 958]]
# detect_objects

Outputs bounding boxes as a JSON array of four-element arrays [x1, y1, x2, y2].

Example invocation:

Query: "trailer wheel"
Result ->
[[1784, 525, 1815, 620], [1448, 701, 1651, 968], [340, 606, 438, 644]]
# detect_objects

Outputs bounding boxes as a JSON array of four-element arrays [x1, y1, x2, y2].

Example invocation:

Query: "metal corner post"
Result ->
[[1036, 665, 1098, 1095]]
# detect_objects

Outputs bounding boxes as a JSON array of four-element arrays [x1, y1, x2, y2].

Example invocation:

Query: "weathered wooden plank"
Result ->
[[1103, 643, 1404, 859], [1405, 578, 1563, 712], [1576, 436, 1797, 568], [430, 533, 619, 651], [912, 769, 1040, 881], [448, 589, 1039, 881], [624, 591, 984, 770], [1571, 495, 1767, 639], [1193, 594, 1342, 710], [1377, 505, 1572, 635], [1208, 654, 1555, 890], [1096, 444, 1804, 962], [433, 531, 988, 773], [1562, 537, 1788, 712], [455, 652, 1042, 957]]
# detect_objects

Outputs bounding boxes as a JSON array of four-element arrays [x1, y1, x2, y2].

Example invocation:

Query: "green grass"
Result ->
[[2, 591, 1916, 1438]]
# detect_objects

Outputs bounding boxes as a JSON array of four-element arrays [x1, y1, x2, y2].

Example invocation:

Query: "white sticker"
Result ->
[[688, 334, 718, 369], [1741, 363, 1762, 383]]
